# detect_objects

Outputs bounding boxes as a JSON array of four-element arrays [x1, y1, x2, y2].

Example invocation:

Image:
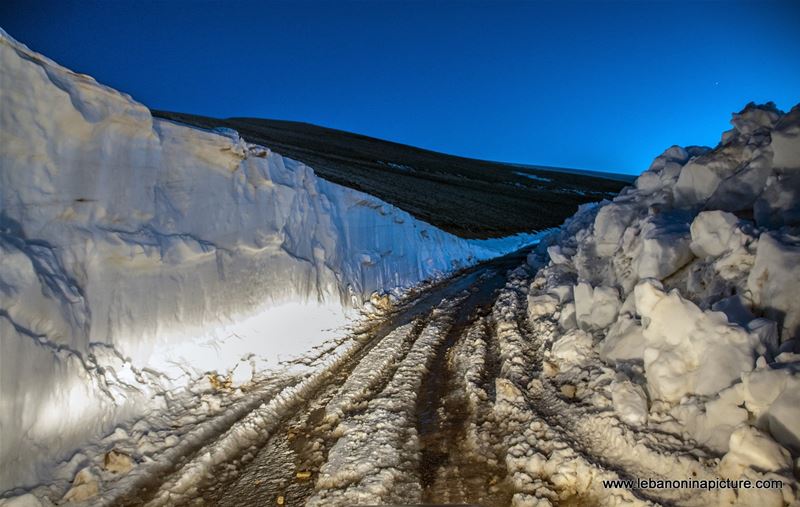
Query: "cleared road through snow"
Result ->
[[102, 247, 740, 507]]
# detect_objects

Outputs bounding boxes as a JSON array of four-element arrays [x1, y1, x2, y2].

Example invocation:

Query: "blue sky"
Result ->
[[1, 0, 798, 174]]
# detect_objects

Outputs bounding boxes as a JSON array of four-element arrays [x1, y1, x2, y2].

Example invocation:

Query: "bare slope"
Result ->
[[152, 111, 629, 238]]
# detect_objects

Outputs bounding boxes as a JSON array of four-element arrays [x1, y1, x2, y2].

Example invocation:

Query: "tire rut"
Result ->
[[193, 315, 432, 507], [417, 261, 528, 506], [199, 316, 428, 507]]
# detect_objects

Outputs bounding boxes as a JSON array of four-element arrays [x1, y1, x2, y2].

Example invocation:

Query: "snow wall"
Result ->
[[0, 30, 537, 491]]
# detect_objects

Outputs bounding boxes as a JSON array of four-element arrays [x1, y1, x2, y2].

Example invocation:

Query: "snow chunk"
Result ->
[[674, 150, 768, 213], [573, 282, 621, 331], [730, 102, 782, 136], [550, 329, 593, 367], [635, 281, 759, 402], [635, 212, 693, 280], [546, 245, 571, 265], [770, 106, 800, 170], [719, 426, 792, 478], [754, 169, 800, 228], [548, 284, 574, 304], [747, 232, 800, 341], [673, 157, 726, 208], [668, 384, 750, 453], [709, 157, 773, 212], [646, 145, 690, 173], [673, 105, 782, 212], [610, 379, 648, 426], [527, 293, 560, 320], [741, 368, 800, 453], [593, 204, 637, 256], [598, 315, 645, 362], [558, 302, 577, 331], [636, 145, 699, 194], [689, 211, 748, 258], [754, 106, 800, 227]]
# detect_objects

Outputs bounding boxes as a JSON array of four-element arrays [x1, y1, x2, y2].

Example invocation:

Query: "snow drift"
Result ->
[[0, 30, 536, 491], [527, 101, 800, 502]]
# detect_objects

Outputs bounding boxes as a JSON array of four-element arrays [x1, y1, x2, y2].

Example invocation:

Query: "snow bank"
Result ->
[[525, 101, 800, 489], [0, 30, 536, 492]]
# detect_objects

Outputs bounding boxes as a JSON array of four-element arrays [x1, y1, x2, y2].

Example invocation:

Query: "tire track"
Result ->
[[308, 297, 464, 505], [199, 317, 430, 506], [416, 263, 523, 505]]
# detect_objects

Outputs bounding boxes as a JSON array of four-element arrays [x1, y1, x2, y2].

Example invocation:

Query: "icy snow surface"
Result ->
[[0, 29, 537, 492]]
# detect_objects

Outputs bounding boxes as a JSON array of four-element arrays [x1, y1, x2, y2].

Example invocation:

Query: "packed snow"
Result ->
[[0, 29, 537, 494]]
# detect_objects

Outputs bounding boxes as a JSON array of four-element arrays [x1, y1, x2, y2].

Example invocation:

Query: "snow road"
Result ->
[[92, 249, 737, 507]]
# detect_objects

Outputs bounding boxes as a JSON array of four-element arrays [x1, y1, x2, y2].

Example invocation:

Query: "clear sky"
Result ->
[[1, 0, 798, 175]]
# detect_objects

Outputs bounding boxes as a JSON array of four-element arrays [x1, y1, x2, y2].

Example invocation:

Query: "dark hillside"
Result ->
[[153, 111, 630, 238]]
